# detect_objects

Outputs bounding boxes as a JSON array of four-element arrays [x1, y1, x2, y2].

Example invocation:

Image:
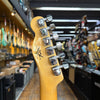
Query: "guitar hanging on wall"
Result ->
[[30, 16, 69, 100], [2, 18, 8, 46]]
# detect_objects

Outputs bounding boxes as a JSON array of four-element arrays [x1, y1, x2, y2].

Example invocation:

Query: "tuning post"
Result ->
[[37, 15, 53, 27], [52, 64, 69, 76]]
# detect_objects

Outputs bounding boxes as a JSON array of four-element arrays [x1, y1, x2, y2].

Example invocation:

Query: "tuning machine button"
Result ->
[[37, 15, 53, 27], [52, 64, 69, 76], [49, 53, 65, 65]]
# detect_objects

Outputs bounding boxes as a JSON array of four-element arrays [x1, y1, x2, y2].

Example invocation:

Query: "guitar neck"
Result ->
[[31, 16, 64, 100], [40, 85, 57, 100]]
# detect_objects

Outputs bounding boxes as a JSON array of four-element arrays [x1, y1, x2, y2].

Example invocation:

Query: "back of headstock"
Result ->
[[31, 16, 68, 100]]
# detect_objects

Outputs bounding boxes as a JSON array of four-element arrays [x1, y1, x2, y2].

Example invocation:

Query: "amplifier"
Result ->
[[14, 72, 27, 87], [92, 71, 100, 100], [0, 76, 4, 100]]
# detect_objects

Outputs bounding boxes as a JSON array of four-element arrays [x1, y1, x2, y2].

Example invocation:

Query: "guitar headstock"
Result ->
[[31, 16, 68, 87]]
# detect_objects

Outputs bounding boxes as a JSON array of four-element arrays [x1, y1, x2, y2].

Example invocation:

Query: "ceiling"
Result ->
[[28, 0, 100, 41]]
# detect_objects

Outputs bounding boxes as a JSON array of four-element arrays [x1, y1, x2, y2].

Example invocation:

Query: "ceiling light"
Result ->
[[53, 19, 98, 22], [56, 26, 75, 29], [70, 31, 100, 33], [56, 26, 88, 29], [34, 7, 100, 11], [57, 37, 72, 40], [11, 9, 16, 16], [52, 31, 64, 33], [25, 27, 28, 30], [59, 34, 76, 37]]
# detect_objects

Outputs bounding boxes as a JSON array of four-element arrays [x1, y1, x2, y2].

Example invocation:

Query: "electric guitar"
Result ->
[[7, 21, 11, 46], [0, 29, 2, 45], [2, 18, 8, 46], [31, 16, 69, 100]]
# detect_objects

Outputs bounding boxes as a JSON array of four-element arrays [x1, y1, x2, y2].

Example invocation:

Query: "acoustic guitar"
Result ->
[[31, 16, 69, 100]]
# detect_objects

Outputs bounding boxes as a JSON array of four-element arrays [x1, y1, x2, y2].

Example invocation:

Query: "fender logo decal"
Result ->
[[35, 47, 43, 59]]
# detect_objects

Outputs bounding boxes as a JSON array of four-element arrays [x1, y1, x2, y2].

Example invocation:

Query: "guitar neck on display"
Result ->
[[30, 16, 69, 100], [7, 21, 11, 46], [2, 18, 8, 47]]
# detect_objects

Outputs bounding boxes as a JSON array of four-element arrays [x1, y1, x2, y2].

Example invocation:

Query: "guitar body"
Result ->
[[31, 16, 63, 100]]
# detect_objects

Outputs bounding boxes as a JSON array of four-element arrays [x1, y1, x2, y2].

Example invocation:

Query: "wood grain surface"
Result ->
[[19, 71, 77, 100]]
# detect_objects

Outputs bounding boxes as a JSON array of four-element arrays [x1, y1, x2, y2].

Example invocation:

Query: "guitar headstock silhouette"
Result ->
[[31, 16, 69, 100]]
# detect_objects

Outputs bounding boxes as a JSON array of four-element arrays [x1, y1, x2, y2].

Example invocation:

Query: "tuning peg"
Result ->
[[47, 23, 56, 31], [46, 42, 62, 55], [37, 15, 53, 27], [46, 15, 53, 22], [50, 53, 65, 60], [49, 53, 65, 65], [97, 39, 100, 47], [40, 28, 48, 36], [40, 24, 56, 36], [52, 64, 69, 76], [43, 33, 59, 46]]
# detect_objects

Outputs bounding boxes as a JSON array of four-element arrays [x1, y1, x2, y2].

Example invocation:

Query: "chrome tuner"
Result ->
[[43, 33, 59, 45], [97, 39, 100, 47], [40, 28, 48, 36], [52, 64, 69, 76], [50, 33, 59, 40], [46, 15, 53, 22], [47, 23, 55, 31], [46, 47, 54, 55], [56, 42, 62, 50], [49, 53, 65, 65], [40, 24, 55, 36], [37, 15, 53, 27], [46, 42, 62, 54]]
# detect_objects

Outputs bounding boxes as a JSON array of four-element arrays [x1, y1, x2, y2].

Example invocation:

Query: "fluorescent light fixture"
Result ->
[[52, 31, 64, 33], [56, 26, 88, 29], [56, 26, 75, 29], [70, 31, 100, 33], [59, 34, 76, 37], [53, 19, 98, 22], [34, 7, 100, 11], [57, 37, 72, 40], [88, 31, 100, 33]]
